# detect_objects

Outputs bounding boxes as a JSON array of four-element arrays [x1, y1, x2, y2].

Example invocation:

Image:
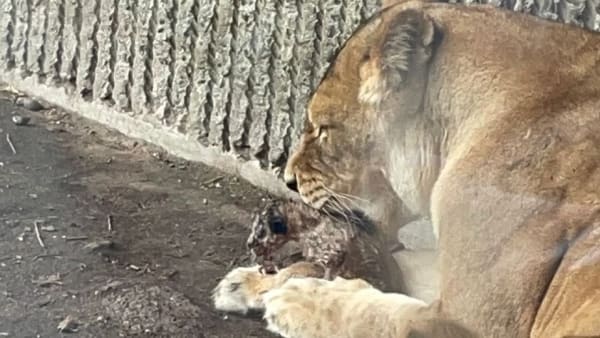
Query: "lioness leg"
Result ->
[[432, 170, 569, 338], [530, 224, 600, 338], [263, 276, 476, 338], [262, 276, 423, 338], [212, 261, 323, 314]]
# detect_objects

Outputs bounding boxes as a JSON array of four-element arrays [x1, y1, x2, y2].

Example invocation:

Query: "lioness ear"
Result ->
[[381, 10, 437, 89], [359, 10, 439, 106]]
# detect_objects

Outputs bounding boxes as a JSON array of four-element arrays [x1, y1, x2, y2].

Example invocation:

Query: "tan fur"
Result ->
[[214, 263, 475, 338], [212, 262, 323, 314], [284, 2, 600, 337]]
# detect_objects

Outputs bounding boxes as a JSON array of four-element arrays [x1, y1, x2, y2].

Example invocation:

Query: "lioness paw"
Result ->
[[263, 278, 325, 338], [262, 277, 362, 338], [212, 265, 266, 314]]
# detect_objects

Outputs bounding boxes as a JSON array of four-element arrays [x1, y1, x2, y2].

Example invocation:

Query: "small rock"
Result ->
[[128, 264, 141, 271], [41, 225, 57, 232], [11, 115, 30, 126], [215, 182, 222, 188], [29, 193, 38, 199], [36, 295, 53, 307], [57, 315, 79, 333], [15, 96, 45, 111], [202, 198, 208, 205]]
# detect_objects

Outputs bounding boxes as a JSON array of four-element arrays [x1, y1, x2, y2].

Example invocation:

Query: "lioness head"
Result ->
[[284, 3, 439, 209]]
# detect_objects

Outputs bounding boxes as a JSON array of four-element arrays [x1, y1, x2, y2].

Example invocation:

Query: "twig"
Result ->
[[32, 254, 61, 261], [202, 175, 224, 186], [6, 133, 16, 154], [33, 221, 46, 248], [107, 215, 113, 232], [65, 236, 88, 241]]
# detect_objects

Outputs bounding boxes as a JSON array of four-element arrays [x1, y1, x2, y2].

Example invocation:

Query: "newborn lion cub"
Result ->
[[246, 199, 405, 292]]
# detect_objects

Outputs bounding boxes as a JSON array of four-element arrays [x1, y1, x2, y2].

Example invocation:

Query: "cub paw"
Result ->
[[212, 265, 267, 314]]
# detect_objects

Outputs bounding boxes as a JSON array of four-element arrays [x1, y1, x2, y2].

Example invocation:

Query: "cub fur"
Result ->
[[247, 199, 405, 292]]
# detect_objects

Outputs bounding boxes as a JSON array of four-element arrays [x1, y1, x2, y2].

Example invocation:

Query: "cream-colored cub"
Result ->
[[213, 263, 476, 338]]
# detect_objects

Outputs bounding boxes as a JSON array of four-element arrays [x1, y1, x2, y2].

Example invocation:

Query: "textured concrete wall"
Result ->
[[0, 0, 382, 195], [0, 0, 599, 195]]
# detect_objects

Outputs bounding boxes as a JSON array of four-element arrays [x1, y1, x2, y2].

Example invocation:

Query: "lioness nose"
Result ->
[[285, 177, 298, 192]]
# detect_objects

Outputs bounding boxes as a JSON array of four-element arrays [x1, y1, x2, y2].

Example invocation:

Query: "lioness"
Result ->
[[283, 1, 600, 337]]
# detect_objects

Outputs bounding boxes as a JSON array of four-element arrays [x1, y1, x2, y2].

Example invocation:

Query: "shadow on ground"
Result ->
[[0, 95, 277, 338]]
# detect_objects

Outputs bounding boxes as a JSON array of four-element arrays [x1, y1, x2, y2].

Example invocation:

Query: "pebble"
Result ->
[[15, 97, 45, 111], [202, 199, 208, 205], [11, 115, 30, 126], [41, 225, 57, 232]]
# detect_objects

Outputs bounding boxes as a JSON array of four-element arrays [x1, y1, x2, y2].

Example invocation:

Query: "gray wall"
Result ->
[[0, 0, 598, 194]]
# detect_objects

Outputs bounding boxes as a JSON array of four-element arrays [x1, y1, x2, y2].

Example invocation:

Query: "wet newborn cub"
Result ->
[[247, 199, 404, 292]]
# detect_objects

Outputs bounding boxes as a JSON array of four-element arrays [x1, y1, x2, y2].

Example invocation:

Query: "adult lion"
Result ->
[[283, 1, 600, 337]]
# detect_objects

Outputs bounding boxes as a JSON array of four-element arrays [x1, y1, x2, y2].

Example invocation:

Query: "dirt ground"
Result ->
[[0, 94, 279, 338]]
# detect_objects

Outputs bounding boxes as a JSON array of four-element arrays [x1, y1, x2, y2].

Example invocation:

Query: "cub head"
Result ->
[[284, 4, 440, 209], [247, 201, 291, 259]]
